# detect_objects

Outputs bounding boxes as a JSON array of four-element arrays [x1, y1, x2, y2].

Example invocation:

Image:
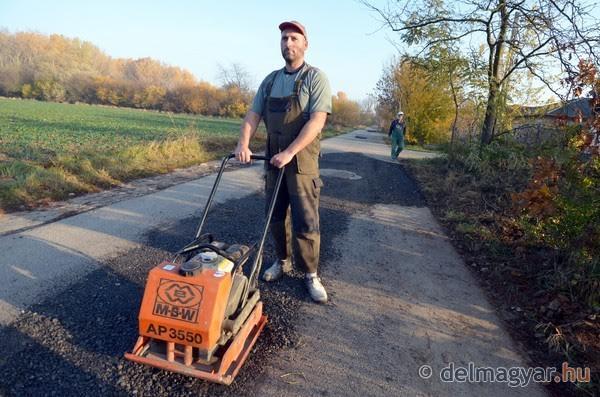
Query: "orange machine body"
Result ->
[[138, 261, 231, 350], [125, 259, 267, 385]]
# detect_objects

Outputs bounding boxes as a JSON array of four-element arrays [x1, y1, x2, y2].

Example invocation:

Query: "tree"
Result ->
[[217, 62, 252, 93], [375, 58, 454, 144], [365, 0, 600, 144], [134, 85, 166, 109], [64, 73, 97, 103], [331, 91, 362, 127], [359, 96, 377, 126], [399, 61, 454, 144], [411, 36, 475, 148], [220, 85, 252, 117], [32, 79, 65, 101], [374, 58, 402, 123], [0, 65, 21, 96]]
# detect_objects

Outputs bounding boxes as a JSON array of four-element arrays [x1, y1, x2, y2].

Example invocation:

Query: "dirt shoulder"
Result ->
[[401, 157, 599, 397]]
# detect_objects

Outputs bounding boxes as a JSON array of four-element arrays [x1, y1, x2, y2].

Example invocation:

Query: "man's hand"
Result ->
[[235, 142, 253, 163], [270, 150, 294, 168]]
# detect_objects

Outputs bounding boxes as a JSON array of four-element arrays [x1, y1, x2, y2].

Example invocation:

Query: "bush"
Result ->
[[512, 130, 600, 307], [33, 80, 66, 102]]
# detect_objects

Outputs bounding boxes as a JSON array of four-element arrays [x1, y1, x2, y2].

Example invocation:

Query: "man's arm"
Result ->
[[234, 111, 261, 163], [270, 111, 327, 168]]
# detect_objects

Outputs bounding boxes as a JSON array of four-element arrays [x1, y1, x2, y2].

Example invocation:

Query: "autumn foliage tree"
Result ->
[[330, 91, 362, 127], [366, 0, 600, 145], [0, 31, 252, 117], [375, 58, 454, 144]]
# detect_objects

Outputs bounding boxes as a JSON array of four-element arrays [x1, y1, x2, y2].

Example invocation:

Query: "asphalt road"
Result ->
[[0, 131, 549, 396]]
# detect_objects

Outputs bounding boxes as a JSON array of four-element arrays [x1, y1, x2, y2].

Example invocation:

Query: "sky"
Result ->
[[0, 0, 397, 101]]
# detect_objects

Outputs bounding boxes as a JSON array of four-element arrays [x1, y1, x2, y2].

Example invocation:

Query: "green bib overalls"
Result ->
[[390, 120, 405, 159], [262, 67, 323, 273]]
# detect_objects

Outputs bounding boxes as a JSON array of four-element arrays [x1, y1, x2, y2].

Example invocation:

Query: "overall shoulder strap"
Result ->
[[293, 65, 314, 96], [264, 69, 282, 98]]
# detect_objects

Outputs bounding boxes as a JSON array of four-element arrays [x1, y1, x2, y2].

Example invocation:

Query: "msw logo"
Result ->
[[153, 279, 203, 323], [154, 303, 198, 321]]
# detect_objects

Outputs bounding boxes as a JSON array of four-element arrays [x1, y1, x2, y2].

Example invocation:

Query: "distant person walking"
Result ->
[[388, 111, 406, 160]]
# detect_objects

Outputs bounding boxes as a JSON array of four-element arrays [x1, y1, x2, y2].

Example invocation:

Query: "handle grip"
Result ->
[[227, 153, 270, 161]]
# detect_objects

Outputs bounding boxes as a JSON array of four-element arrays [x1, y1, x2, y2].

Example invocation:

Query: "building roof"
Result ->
[[546, 98, 594, 119]]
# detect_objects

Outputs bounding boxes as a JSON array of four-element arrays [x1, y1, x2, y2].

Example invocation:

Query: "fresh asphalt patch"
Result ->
[[0, 152, 424, 396]]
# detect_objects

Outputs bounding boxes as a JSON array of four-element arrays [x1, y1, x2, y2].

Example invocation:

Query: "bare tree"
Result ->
[[217, 62, 252, 93], [364, 0, 600, 144], [374, 57, 403, 119]]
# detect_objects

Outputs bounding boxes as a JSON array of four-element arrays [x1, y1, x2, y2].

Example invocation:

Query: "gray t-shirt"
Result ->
[[251, 63, 332, 116]]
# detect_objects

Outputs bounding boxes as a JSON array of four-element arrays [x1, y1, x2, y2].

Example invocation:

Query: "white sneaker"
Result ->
[[262, 258, 290, 282], [305, 275, 328, 303]]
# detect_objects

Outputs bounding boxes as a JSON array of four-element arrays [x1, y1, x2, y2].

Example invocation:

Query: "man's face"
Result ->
[[280, 29, 307, 64]]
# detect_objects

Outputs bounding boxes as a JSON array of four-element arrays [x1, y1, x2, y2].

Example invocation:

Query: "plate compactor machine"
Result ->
[[125, 154, 284, 385]]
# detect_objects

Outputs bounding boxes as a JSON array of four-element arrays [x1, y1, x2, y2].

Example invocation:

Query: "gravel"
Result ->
[[0, 152, 423, 396]]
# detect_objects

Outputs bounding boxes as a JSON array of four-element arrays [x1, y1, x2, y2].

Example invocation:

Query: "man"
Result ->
[[234, 21, 332, 303], [388, 111, 406, 160]]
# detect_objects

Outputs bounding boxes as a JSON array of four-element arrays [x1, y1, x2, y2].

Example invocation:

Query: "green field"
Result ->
[[0, 97, 245, 160], [0, 98, 350, 212], [0, 98, 264, 211]]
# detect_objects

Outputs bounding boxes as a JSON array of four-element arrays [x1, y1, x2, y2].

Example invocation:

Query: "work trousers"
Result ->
[[265, 169, 322, 274]]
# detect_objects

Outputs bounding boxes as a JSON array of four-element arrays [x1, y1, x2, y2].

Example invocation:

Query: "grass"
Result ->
[[380, 135, 441, 153], [0, 98, 252, 211], [0, 98, 347, 212], [405, 143, 442, 152], [0, 97, 243, 159]]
